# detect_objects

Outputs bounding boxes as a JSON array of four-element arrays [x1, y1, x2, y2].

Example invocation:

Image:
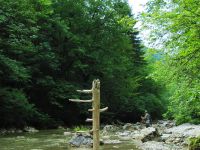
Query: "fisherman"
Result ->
[[141, 110, 152, 127]]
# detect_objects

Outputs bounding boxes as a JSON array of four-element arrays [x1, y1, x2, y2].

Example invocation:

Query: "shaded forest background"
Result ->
[[0, 0, 199, 129]]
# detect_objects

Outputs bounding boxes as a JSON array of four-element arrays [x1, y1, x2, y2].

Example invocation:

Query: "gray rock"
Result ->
[[103, 139, 122, 144], [157, 120, 175, 128], [0, 128, 23, 135], [161, 134, 171, 141], [139, 141, 185, 150], [102, 125, 119, 132], [131, 127, 159, 142], [123, 123, 137, 130], [141, 127, 159, 142], [117, 130, 131, 136], [102, 135, 110, 140], [165, 123, 200, 137], [0, 129, 7, 135], [64, 132, 72, 136], [69, 134, 92, 147], [24, 127, 39, 133]]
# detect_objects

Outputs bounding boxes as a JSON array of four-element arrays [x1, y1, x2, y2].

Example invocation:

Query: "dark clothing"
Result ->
[[144, 113, 152, 127]]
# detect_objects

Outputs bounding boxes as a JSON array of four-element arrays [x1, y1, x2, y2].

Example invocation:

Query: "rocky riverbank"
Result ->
[[101, 120, 200, 150], [69, 120, 200, 150], [1, 121, 199, 149], [0, 126, 39, 135]]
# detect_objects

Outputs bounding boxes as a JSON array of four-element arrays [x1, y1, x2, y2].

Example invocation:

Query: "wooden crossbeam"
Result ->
[[88, 108, 94, 112], [86, 118, 93, 122], [69, 99, 93, 103], [77, 89, 92, 93], [100, 107, 108, 112]]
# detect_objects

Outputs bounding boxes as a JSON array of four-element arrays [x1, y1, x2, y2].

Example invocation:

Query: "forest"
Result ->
[[0, 0, 199, 130]]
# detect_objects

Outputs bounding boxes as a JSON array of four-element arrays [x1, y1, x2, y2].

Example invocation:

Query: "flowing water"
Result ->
[[0, 129, 139, 150]]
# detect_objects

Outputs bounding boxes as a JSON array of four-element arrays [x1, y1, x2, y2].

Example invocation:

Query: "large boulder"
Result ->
[[165, 123, 200, 137], [160, 123, 200, 147], [69, 134, 92, 147], [155, 120, 175, 136], [132, 127, 159, 142], [69, 133, 105, 148]]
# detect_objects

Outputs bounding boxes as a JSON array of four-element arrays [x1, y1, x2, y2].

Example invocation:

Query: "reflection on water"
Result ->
[[0, 129, 138, 150]]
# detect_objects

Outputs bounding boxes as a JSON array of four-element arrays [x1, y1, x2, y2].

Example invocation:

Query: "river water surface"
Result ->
[[0, 129, 139, 150]]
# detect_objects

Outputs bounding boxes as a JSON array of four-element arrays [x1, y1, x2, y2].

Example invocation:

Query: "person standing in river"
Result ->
[[141, 110, 152, 127]]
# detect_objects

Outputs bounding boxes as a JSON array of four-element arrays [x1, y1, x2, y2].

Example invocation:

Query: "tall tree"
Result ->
[[0, 0, 166, 128], [140, 0, 200, 124], [0, 0, 54, 128]]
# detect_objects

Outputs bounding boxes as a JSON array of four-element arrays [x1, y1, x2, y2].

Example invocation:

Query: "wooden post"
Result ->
[[92, 79, 100, 150], [69, 79, 108, 150]]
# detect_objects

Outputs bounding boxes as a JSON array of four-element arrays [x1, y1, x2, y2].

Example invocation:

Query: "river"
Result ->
[[0, 129, 138, 150]]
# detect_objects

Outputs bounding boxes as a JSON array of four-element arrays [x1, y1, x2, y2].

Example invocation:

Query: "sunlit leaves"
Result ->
[[142, 0, 200, 124]]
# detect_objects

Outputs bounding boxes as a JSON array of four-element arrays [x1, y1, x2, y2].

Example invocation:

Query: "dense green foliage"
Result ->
[[141, 0, 200, 124], [0, 0, 165, 128]]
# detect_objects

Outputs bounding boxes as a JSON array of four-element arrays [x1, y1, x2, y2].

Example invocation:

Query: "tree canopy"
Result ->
[[0, 0, 168, 128], [140, 0, 200, 124]]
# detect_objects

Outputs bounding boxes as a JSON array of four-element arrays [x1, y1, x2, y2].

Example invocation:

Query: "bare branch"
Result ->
[[100, 107, 108, 112], [88, 108, 94, 112], [86, 118, 93, 122], [69, 99, 93, 103], [77, 90, 92, 93]]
